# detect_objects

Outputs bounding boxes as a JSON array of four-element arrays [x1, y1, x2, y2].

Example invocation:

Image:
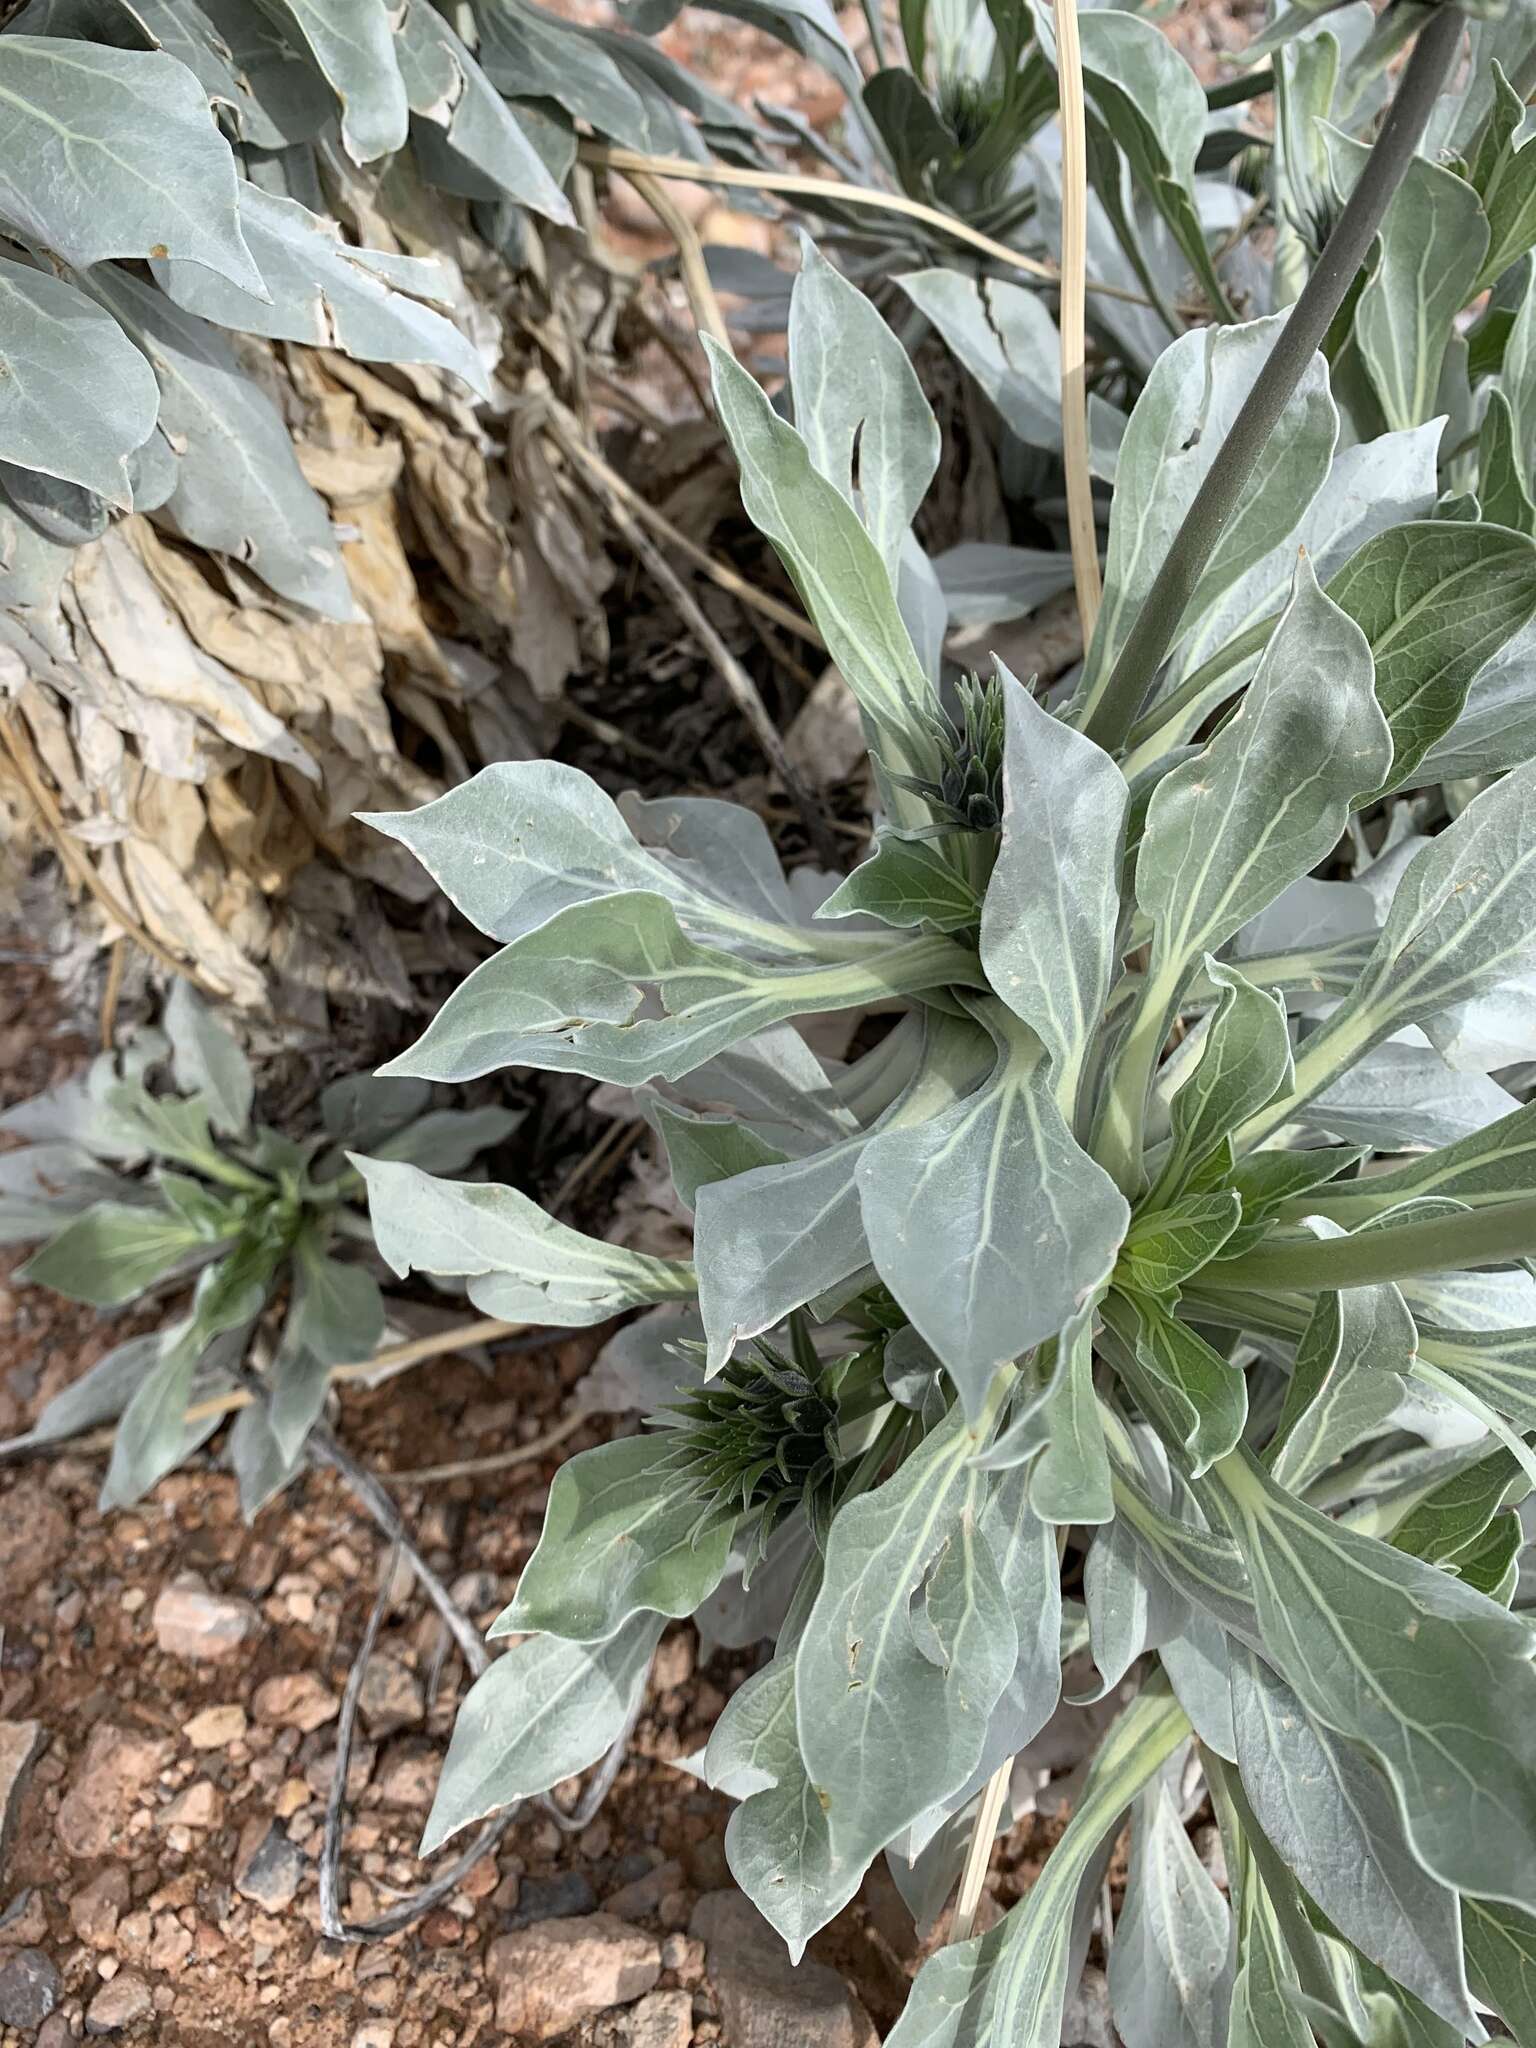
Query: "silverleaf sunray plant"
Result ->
[[0, 982, 521, 1514], [359, 8, 1536, 2042]]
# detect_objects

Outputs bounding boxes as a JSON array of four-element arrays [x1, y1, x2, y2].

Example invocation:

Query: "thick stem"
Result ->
[[1078, 4, 1466, 757], [1203, 1196, 1536, 1295]]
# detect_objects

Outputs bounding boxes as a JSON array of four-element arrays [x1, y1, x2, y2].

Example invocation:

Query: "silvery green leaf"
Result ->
[[1227, 1874, 1314, 2048], [194, 0, 335, 147], [705, 1650, 857, 1959], [795, 1402, 1018, 1883], [1207, 1445, 1536, 1912], [1415, 616, 1536, 781], [619, 0, 860, 95], [30, 1330, 163, 1442], [163, 981, 253, 1137], [1425, 966, 1536, 1073], [1160, 1596, 1237, 1760], [932, 543, 1078, 630], [0, 1142, 131, 1245], [1463, 1894, 1536, 2045], [694, 1513, 812, 1659], [0, 495, 74, 605], [20, 1200, 212, 1307], [1414, 1324, 1536, 1437], [1116, 1193, 1243, 1298], [11, 0, 260, 129], [1264, 760, 1536, 1138], [1160, 962, 1292, 1197], [491, 1434, 735, 1643], [1021, 1309, 1114, 1525], [100, 1258, 262, 1510], [1075, 9, 1230, 316], [1077, 317, 1337, 718], [227, 1397, 304, 1520], [894, 269, 1060, 451], [127, 427, 178, 513], [318, 1073, 432, 1148], [1324, 127, 1487, 433], [1102, 1294, 1247, 1478], [586, 1303, 703, 1415], [886, 1683, 1188, 2048], [980, 671, 1128, 1114], [155, 183, 491, 399], [251, 0, 407, 162], [653, 1102, 786, 1213], [620, 790, 799, 930], [394, 0, 572, 222], [366, 761, 805, 955], [676, 1027, 853, 1147], [1109, 1777, 1232, 2048], [816, 834, 981, 934], [85, 265, 354, 619], [285, 1233, 383, 1380], [1322, 520, 1536, 792], [1265, 1267, 1415, 1495], [0, 38, 264, 290], [0, 258, 158, 510], [1390, 1441, 1527, 1571], [0, 464, 108, 545], [474, 0, 651, 149], [697, 1014, 987, 1373], [1299, 1097, 1536, 1228], [858, 1000, 1129, 1419], [706, 336, 938, 780], [1104, 1447, 1261, 1648], [1231, 1646, 1477, 2034], [380, 892, 972, 1091], [367, 1105, 521, 1176], [966, 1463, 1064, 1783], [1481, 390, 1536, 536], [0, 1054, 150, 1159], [352, 1153, 696, 1325], [1301, 1044, 1519, 1150], [1171, 423, 1442, 699], [420, 1614, 660, 1855], [788, 238, 937, 580], [1135, 558, 1390, 993], [1082, 1499, 1189, 1698]]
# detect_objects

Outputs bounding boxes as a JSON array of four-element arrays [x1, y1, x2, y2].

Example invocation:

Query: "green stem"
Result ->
[[1121, 612, 1275, 765], [1077, 4, 1466, 757], [1206, 66, 1275, 112], [1204, 1195, 1536, 1295]]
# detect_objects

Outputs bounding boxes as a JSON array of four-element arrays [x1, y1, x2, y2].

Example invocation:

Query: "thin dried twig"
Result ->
[[546, 411, 824, 647], [580, 142, 1205, 316], [98, 936, 127, 1051], [950, 1759, 1012, 1942], [622, 168, 733, 351], [383, 1406, 589, 1486], [595, 470, 843, 864], [312, 1417, 644, 1940], [1053, 0, 1104, 647]]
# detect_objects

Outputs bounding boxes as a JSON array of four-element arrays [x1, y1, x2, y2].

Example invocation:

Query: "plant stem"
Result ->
[[1206, 66, 1275, 112], [1204, 1196, 1536, 1295], [1077, 4, 1466, 756]]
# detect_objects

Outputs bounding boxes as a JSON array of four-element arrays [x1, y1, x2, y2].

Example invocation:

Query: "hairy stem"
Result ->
[[1077, 4, 1466, 756], [1204, 1196, 1536, 1295]]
